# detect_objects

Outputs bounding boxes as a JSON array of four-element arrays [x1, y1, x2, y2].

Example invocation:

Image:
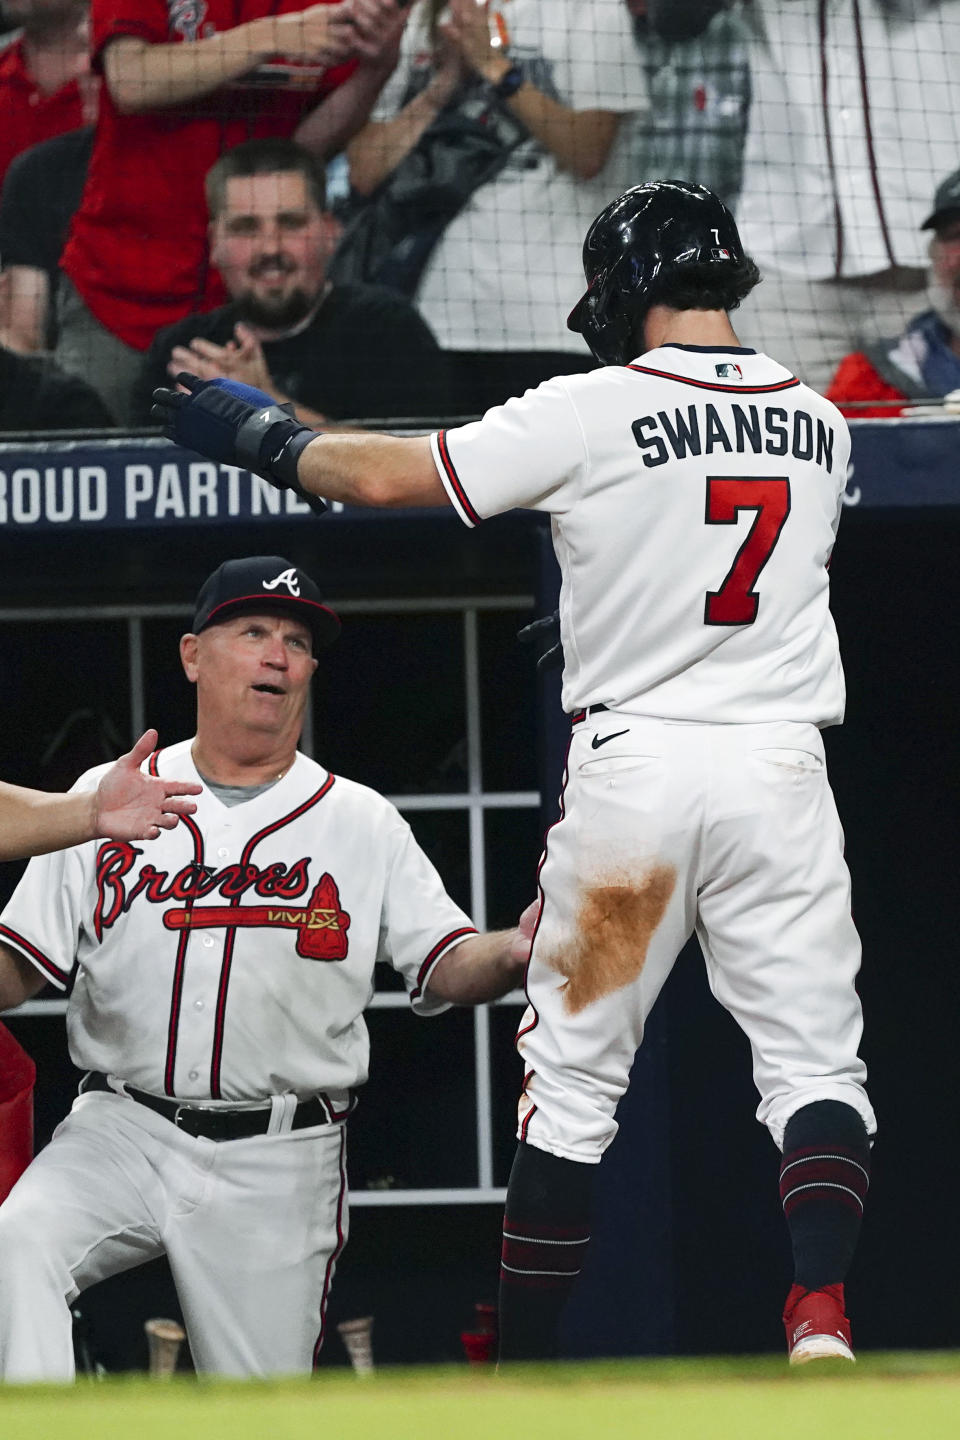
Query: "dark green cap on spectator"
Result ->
[[921, 167, 960, 230]]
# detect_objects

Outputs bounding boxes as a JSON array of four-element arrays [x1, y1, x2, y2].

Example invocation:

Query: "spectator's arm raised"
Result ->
[[343, 31, 466, 196], [294, 0, 417, 163], [103, 5, 356, 115], [441, 0, 619, 181]]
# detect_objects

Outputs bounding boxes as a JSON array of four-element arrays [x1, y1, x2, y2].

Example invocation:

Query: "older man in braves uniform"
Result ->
[[154, 180, 877, 1366], [0, 555, 529, 1381]]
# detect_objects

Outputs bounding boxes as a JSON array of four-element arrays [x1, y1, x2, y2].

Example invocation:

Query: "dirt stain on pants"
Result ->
[[546, 865, 676, 1015]]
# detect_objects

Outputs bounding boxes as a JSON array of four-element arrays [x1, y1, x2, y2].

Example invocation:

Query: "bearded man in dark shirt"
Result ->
[[131, 137, 451, 427]]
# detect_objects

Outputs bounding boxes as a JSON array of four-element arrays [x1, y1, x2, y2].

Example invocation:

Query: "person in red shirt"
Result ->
[[0, 0, 97, 187], [55, 0, 412, 423], [826, 167, 960, 420]]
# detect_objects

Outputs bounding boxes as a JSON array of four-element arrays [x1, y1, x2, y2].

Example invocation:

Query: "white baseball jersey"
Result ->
[[432, 344, 850, 726], [0, 740, 476, 1102]]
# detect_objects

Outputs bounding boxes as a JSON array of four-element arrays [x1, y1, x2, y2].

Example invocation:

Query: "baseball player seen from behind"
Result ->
[[154, 181, 876, 1367], [0, 555, 531, 1381]]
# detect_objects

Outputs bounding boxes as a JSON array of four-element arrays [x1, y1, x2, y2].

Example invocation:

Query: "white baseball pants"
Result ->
[[0, 1090, 348, 1381], [518, 715, 876, 1161]]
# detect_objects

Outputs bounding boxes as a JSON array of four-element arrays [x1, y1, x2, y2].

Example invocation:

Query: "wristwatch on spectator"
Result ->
[[492, 61, 526, 99]]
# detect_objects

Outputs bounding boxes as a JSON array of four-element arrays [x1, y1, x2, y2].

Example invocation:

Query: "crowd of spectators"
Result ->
[[0, 0, 959, 433]]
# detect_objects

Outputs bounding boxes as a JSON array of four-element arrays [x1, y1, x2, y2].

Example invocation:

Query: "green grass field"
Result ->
[[3, 1354, 960, 1440]]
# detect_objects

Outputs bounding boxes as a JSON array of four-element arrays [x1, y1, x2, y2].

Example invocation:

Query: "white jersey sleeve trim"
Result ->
[[0, 922, 72, 991], [430, 430, 481, 529], [409, 923, 479, 1015]]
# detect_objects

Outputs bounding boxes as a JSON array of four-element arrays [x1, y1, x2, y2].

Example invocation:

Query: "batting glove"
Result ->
[[151, 374, 327, 515]]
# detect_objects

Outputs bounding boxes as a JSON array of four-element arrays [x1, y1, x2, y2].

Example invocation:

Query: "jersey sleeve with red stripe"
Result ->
[[376, 811, 477, 1014], [430, 378, 587, 527], [0, 765, 108, 991], [824, 351, 909, 420]]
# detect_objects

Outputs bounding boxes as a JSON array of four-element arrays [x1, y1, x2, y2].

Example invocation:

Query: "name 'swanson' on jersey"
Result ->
[[631, 401, 836, 471]]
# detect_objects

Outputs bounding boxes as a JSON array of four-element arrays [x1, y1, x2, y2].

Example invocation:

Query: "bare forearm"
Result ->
[[345, 73, 460, 194], [473, 51, 617, 181], [0, 784, 97, 862], [505, 89, 617, 181], [0, 942, 47, 1012], [298, 432, 448, 506], [103, 28, 275, 113], [0, 267, 49, 354], [295, 62, 403, 165], [427, 931, 524, 1005]]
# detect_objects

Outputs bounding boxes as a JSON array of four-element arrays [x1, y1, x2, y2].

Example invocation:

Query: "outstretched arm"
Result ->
[[102, 6, 354, 114], [440, 0, 619, 181], [295, 0, 415, 162], [0, 730, 201, 862], [153, 374, 448, 508], [426, 901, 537, 1005]]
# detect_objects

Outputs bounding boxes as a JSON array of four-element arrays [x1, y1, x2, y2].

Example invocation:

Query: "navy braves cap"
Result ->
[[921, 166, 960, 229], [191, 556, 341, 650]]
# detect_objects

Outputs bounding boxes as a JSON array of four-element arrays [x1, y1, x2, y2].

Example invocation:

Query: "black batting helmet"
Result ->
[[567, 180, 748, 367]]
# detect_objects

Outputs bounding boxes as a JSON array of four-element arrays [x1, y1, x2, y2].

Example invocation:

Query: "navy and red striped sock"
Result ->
[[780, 1100, 871, 1292], [498, 1141, 594, 1361]]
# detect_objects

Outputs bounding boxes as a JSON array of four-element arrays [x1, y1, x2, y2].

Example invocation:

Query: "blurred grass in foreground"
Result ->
[[2, 1352, 960, 1440]]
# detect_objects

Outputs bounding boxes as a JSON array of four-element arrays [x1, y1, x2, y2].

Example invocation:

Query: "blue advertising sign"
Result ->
[[0, 420, 956, 533]]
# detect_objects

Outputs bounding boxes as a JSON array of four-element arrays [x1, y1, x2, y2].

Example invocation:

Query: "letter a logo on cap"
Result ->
[[262, 567, 301, 597]]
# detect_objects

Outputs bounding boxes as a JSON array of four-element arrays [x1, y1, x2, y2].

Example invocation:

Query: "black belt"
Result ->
[[571, 703, 609, 724], [81, 1071, 335, 1141]]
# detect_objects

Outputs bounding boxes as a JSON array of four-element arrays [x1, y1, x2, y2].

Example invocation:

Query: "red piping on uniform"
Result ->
[[0, 925, 71, 988], [163, 812, 205, 1096], [516, 732, 575, 1045], [435, 430, 482, 526], [627, 365, 801, 393], [410, 926, 478, 1001], [313, 1123, 349, 1367], [209, 774, 336, 1098]]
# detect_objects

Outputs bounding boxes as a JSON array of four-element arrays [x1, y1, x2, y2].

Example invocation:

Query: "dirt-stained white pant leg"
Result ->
[[517, 716, 875, 1162], [518, 715, 705, 1162], [0, 1092, 167, 1382], [165, 1120, 349, 1376], [695, 721, 875, 1150]]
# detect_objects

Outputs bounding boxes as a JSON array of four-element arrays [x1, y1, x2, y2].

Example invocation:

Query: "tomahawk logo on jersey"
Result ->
[[432, 344, 850, 726], [0, 740, 476, 1102]]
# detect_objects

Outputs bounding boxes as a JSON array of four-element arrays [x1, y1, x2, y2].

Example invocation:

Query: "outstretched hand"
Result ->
[[152, 373, 327, 514], [509, 899, 540, 966], [93, 731, 202, 842]]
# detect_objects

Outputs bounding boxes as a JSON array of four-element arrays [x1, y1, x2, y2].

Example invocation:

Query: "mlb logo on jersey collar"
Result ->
[[715, 362, 743, 380]]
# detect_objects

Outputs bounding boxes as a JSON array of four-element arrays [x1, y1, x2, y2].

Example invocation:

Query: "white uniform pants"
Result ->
[[0, 1090, 348, 1382], [518, 716, 876, 1162]]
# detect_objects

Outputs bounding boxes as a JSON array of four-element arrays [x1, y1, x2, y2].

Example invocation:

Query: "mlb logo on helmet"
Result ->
[[715, 363, 743, 380]]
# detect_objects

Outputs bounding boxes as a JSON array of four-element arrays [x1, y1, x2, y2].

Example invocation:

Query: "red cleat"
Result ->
[[783, 1283, 855, 1365]]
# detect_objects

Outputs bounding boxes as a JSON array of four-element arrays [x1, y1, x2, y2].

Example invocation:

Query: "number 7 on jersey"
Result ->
[[704, 476, 791, 626]]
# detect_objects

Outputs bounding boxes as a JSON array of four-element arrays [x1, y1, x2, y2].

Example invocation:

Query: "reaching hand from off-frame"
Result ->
[[152, 373, 327, 514], [94, 731, 202, 842], [509, 900, 540, 965]]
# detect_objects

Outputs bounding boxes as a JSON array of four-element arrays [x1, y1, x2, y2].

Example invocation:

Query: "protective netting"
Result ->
[[0, 0, 958, 429]]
